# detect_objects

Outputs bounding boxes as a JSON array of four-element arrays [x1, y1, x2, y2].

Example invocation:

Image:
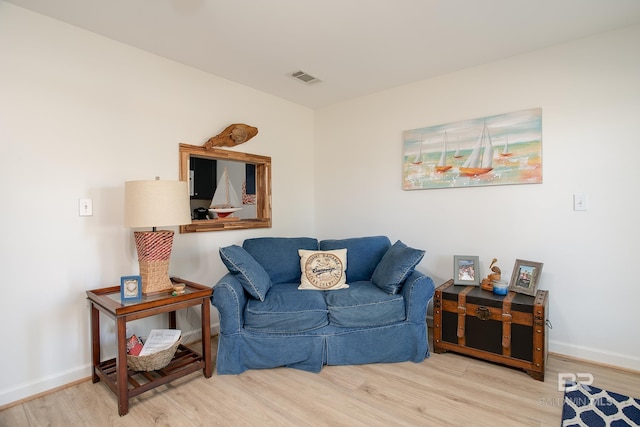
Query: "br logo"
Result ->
[[558, 373, 594, 392]]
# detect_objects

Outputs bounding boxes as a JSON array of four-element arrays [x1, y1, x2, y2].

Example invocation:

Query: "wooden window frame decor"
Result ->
[[453, 255, 480, 286], [120, 275, 142, 302], [509, 259, 543, 296], [403, 107, 542, 190]]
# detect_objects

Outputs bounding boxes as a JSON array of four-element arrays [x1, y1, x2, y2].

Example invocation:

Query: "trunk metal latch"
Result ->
[[475, 306, 491, 320]]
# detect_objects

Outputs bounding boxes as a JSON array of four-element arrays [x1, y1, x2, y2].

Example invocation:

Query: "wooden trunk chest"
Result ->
[[433, 279, 549, 381]]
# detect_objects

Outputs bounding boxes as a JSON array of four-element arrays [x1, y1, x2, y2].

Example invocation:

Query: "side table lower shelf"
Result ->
[[95, 345, 205, 399]]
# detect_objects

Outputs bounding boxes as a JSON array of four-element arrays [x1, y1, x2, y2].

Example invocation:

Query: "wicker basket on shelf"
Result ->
[[127, 337, 182, 371]]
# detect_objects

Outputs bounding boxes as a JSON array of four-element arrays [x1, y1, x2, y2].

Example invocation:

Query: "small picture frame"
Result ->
[[509, 259, 543, 296], [120, 275, 142, 302], [453, 255, 480, 286]]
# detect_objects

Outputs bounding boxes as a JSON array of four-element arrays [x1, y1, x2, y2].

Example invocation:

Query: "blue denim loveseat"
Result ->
[[211, 236, 435, 374]]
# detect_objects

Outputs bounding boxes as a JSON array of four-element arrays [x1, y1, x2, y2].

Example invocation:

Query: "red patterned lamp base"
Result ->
[[134, 230, 175, 295]]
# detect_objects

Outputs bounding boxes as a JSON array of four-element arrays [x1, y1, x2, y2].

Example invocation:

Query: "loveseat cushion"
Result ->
[[244, 283, 329, 333], [371, 240, 425, 294], [324, 281, 406, 328], [243, 237, 319, 284], [219, 245, 272, 301], [319, 236, 391, 282]]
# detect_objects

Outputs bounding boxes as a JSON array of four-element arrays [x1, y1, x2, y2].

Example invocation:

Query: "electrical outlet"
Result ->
[[573, 194, 588, 211], [79, 198, 93, 216]]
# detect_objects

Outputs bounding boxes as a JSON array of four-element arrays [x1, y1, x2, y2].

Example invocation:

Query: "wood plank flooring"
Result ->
[[2, 334, 639, 426]]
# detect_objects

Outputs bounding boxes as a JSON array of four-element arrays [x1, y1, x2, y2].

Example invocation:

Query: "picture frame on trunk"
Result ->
[[509, 259, 543, 296], [453, 255, 480, 286]]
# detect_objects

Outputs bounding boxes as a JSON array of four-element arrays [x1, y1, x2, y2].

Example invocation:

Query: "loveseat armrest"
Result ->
[[211, 273, 248, 335], [400, 270, 435, 323]]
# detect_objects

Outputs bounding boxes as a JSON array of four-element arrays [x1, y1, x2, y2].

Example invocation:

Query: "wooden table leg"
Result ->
[[116, 317, 129, 416], [201, 298, 212, 378], [168, 310, 177, 329], [90, 303, 100, 383]]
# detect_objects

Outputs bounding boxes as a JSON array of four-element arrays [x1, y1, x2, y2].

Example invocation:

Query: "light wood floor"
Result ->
[[2, 334, 639, 427]]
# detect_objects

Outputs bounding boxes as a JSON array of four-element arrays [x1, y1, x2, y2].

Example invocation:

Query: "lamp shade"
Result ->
[[124, 180, 191, 228]]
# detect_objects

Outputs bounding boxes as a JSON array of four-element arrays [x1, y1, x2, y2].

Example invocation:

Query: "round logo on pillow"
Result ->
[[304, 252, 344, 289]]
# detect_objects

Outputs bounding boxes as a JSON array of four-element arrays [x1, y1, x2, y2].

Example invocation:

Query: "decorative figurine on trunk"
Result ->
[[481, 258, 502, 291]]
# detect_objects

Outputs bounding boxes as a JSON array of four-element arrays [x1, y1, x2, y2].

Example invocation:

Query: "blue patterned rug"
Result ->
[[562, 382, 640, 426]]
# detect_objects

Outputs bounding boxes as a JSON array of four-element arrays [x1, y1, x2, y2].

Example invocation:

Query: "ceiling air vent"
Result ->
[[291, 70, 321, 85]]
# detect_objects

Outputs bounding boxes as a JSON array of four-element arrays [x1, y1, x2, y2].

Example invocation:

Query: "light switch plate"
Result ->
[[573, 194, 588, 211], [79, 198, 93, 216]]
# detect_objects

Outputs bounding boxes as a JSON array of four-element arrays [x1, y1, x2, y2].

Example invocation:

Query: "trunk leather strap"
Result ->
[[457, 286, 474, 344], [501, 291, 516, 354]]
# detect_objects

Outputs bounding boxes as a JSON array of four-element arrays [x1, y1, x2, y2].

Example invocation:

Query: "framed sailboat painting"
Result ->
[[403, 108, 542, 190]]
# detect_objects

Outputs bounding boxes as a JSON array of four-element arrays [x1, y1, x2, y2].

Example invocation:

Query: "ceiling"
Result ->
[[6, 0, 640, 109]]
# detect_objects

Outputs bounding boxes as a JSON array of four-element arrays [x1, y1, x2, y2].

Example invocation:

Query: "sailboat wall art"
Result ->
[[403, 108, 542, 190]]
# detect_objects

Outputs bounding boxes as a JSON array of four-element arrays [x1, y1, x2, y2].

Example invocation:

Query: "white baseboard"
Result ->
[[549, 339, 640, 372], [4, 325, 636, 408], [0, 322, 220, 408], [0, 365, 91, 408], [425, 316, 639, 372], [181, 324, 220, 345]]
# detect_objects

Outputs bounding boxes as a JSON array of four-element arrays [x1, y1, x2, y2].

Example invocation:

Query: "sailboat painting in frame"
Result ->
[[403, 108, 542, 190]]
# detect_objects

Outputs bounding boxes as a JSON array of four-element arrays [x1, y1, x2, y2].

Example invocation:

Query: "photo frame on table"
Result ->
[[453, 255, 480, 286], [120, 275, 142, 302], [509, 259, 543, 296]]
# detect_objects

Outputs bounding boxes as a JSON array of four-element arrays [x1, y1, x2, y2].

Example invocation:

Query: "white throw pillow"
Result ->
[[298, 249, 349, 290]]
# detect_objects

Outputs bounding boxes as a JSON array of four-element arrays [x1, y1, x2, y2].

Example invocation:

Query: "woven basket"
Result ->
[[127, 337, 182, 371]]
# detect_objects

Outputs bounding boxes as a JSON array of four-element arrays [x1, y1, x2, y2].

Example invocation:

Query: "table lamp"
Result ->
[[124, 179, 191, 295]]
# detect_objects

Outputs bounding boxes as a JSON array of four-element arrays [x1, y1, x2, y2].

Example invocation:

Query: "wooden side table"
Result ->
[[87, 277, 213, 416]]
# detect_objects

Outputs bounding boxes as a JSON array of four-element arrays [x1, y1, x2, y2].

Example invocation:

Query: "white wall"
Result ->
[[2, 1, 639, 409], [315, 24, 640, 371], [0, 2, 315, 406]]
